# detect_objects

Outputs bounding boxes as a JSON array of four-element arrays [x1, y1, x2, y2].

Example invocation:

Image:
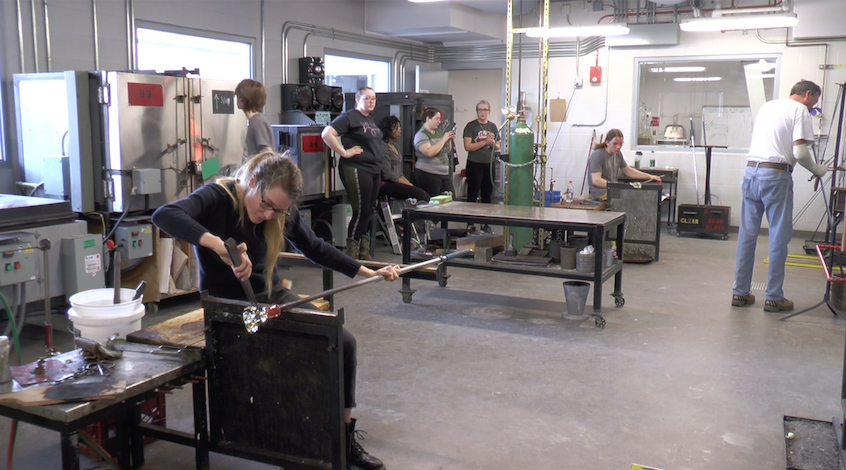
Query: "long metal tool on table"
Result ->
[[690, 116, 701, 205], [242, 249, 473, 333]]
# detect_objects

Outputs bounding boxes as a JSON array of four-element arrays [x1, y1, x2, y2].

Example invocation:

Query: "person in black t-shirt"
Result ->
[[462, 99, 500, 233], [322, 87, 383, 260], [152, 152, 398, 470]]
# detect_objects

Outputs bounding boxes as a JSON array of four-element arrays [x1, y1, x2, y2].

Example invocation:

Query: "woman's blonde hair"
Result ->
[[217, 151, 303, 294]]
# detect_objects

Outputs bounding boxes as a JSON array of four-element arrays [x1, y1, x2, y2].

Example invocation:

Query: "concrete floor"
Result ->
[[1, 229, 845, 470]]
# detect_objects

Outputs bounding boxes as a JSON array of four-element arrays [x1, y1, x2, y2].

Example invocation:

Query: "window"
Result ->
[[324, 53, 391, 93], [136, 25, 253, 82], [634, 55, 780, 150]]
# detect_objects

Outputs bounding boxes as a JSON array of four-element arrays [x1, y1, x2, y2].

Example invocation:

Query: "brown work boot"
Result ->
[[344, 238, 359, 259], [358, 235, 374, 261], [731, 294, 755, 307], [764, 298, 794, 312]]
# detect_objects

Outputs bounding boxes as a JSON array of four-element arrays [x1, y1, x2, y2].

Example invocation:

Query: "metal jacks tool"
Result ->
[[241, 249, 472, 333]]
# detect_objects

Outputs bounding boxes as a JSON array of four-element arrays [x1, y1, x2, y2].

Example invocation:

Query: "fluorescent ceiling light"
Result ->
[[408, 0, 450, 2], [680, 13, 798, 32], [524, 24, 630, 38], [674, 77, 723, 82], [650, 66, 707, 73]]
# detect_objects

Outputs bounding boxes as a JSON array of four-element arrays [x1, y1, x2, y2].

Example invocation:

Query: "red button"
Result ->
[[14, 262, 21, 269], [139, 241, 143, 247]]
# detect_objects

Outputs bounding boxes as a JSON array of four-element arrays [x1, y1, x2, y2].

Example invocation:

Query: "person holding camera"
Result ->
[[413, 107, 456, 197]]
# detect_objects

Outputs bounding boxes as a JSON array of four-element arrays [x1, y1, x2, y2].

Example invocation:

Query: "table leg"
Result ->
[[614, 221, 625, 300], [193, 378, 210, 470], [592, 226, 604, 315], [60, 430, 80, 470], [115, 407, 132, 469], [130, 402, 145, 468]]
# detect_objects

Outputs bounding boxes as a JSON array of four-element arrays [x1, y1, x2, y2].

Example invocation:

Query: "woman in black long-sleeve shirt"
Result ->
[[152, 151, 397, 470]]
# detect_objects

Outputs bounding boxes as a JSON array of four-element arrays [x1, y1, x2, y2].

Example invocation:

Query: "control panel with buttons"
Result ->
[[115, 223, 154, 260], [0, 243, 37, 287]]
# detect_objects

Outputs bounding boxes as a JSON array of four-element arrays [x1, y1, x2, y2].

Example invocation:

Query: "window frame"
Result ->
[[633, 53, 782, 152], [135, 20, 255, 81], [323, 49, 392, 93]]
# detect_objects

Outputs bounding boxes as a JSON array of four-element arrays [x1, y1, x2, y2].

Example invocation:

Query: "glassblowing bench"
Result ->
[[400, 202, 626, 327]]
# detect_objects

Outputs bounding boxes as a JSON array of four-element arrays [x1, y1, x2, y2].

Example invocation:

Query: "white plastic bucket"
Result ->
[[68, 304, 145, 343], [69, 288, 142, 317]]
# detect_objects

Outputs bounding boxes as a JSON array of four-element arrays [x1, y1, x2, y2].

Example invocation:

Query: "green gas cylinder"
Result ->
[[508, 119, 534, 251]]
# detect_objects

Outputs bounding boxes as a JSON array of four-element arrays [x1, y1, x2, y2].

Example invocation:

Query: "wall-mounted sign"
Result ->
[[127, 82, 164, 107], [212, 90, 235, 114]]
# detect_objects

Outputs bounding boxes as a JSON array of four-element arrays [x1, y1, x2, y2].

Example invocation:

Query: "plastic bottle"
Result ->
[[634, 151, 642, 169], [650, 151, 656, 168], [564, 180, 575, 203], [0, 336, 11, 383]]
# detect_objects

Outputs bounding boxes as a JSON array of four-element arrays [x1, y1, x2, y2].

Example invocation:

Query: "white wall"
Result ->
[[498, 3, 846, 231]]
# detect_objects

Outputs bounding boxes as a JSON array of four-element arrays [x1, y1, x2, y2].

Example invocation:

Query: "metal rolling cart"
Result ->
[[400, 202, 626, 328]]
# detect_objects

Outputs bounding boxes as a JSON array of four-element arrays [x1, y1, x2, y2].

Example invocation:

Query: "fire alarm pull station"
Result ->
[[590, 66, 602, 84]]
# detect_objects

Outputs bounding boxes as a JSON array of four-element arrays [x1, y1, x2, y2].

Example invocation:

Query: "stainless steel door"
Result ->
[[101, 71, 185, 212], [193, 79, 247, 180]]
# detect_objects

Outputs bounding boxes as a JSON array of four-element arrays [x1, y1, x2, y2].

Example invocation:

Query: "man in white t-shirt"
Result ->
[[732, 80, 827, 312]]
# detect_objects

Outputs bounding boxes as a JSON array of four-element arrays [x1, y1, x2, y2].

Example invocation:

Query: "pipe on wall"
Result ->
[[31, 0, 39, 72], [125, 0, 135, 68], [44, 0, 52, 72], [92, 0, 100, 70], [286, 20, 603, 92], [16, 0, 25, 72], [261, 0, 265, 84]]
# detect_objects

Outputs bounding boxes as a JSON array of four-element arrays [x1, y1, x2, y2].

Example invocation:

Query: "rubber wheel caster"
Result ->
[[614, 297, 625, 307], [401, 293, 413, 304], [438, 277, 448, 287], [146, 302, 159, 314], [594, 316, 606, 328]]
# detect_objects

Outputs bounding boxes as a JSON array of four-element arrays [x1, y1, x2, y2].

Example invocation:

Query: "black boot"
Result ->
[[346, 418, 385, 470]]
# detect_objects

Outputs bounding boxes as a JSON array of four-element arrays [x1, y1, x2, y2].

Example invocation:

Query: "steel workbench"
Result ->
[[0, 348, 206, 470], [400, 202, 626, 327]]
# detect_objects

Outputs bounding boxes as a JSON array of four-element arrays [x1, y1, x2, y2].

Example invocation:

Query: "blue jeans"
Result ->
[[733, 166, 793, 301]]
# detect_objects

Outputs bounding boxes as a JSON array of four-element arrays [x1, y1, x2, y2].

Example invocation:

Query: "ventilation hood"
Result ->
[[365, 0, 511, 44]]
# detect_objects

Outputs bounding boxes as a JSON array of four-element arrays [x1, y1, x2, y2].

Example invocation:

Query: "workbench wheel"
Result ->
[[593, 315, 606, 329], [402, 292, 413, 303], [438, 276, 448, 287], [146, 302, 159, 314], [614, 296, 625, 307], [721, 235, 728, 240]]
